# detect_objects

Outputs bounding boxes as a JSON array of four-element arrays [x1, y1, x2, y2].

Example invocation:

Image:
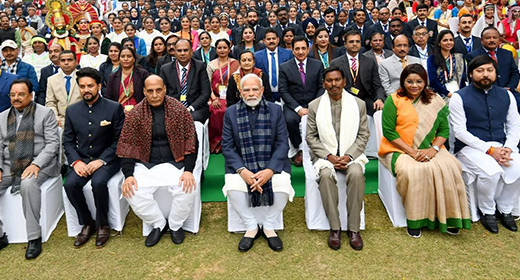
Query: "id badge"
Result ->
[[350, 87, 360, 95], [445, 81, 459, 93], [219, 85, 227, 99], [124, 105, 134, 111], [180, 95, 187, 102]]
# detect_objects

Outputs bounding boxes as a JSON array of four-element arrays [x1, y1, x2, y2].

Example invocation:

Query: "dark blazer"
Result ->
[[368, 21, 390, 38], [307, 47, 343, 65], [330, 53, 386, 115], [159, 58, 211, 111], [453, 35, 482, 59], [384, 34, 412, 50], [226, 71, 272, 107], [408, 44, 434, 58], [279, 58, 325, 111], [63, 97, 125, 169], [156, 54, 175, 73], [274, 23, 305, 39], [99, 61, 116, 96], [254, 47, 294, 80], [222, 101, 291, 174], [193, 47, 218, 63], [228, 19, 240, 30], [231, 43, 266, 59], [320, 23, 345, 47], [0, 71, 19, 112], [104, 66, 150, 104], [346, 22, 373, 48], [362, 48, 394, 64], [406, 18, 438, 45], [37, 63, 57, 105], [467, 47, 520, 94]]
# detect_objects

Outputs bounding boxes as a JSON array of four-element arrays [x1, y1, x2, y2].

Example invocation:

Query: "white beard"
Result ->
[[243, 96, 261, 107]]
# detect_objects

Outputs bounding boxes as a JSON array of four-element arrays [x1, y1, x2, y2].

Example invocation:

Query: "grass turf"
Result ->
[[2, 195, 520, 279]]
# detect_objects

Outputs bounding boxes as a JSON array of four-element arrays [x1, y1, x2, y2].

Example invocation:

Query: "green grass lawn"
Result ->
[[2, 194, 520, 280]]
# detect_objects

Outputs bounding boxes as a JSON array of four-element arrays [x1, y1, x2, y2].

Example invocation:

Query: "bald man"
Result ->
[[117, 75, 199, 247]]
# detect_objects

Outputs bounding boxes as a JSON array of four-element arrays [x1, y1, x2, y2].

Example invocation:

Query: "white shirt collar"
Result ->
[[268, 47, 278, 55], [346, 53, 359, 62], [295, 57, 307, 69]]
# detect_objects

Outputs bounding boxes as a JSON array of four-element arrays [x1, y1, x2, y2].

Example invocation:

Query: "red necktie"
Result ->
[[489, 50, 497, 62]]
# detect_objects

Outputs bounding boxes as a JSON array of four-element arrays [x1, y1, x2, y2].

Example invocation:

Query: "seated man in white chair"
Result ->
[[63, 67, 125, 249], [450, 55, 520, 234], [0, 79, 60, 259], [306, 66, 369, 251], [118, 75, 199, 247], [222, 73, 294, 252]]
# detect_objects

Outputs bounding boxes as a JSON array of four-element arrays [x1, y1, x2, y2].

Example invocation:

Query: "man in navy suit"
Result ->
[[222, 73, 293, 252], [322, 8, 345, 47], [160, 39, 211, 123], [63, 67, 125, 249], [254, 28, 294, 102], [273, 7, 305, 39], [467, 27, 520, 109], [368, 7, 391, 38], [279, 36, 325, 166], [37, 43, 62, 105], [405, 4, 438, 45], [453, 14, 482, 59], [408, 25, 433, 70], [0, 69, 18, 112], [345, 9, 372, 49]]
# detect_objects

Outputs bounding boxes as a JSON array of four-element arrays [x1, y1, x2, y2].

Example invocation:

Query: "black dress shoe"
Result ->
[[145, 226, 167, 247], [407, 227, 422, 238], [170, 228, 185, 244], [238, 228, 261, 252], [25, 237, 42, 259], [481, 214, 499, 234], [262, 230, 283, 251], [74, 220, 96, 247], [0, 233, 8, 250], [497, 212, 518, 232], [328, 230, 341, 250]]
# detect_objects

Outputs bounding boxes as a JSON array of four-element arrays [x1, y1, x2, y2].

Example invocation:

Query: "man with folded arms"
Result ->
[[118, 75, 199, 247], [0, 79, 60, 259], [306, 66, 369, 250], [63, 67, 125, 248], [450, 55, 520, 234], [222, 73, 294, 252]]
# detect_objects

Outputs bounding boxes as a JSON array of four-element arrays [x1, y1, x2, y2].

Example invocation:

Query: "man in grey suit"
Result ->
[[306, 66, 369, 251], [0, 79, 60, 259], [379, 35, 421, 96], [362, 32, 394, 65]]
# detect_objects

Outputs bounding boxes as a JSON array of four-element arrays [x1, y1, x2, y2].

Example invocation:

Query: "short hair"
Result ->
[[389, 17, 403, 25], [459, 14, 473, 21], [175, 38, 193, 49], [240, 73, 263, 89], [59, 50, 77, 61], [264, 27, 279, 38], [292, 35, 309, 47], [76, 67, 102, 85], [10, 78, 33, 94], [247, 9, 258, 17], [323, 7, 335, 16], [370, 31, 383, 40], [166, 34, 179, 43], [413, 25, 427, 34], [323, 66, 345, 80], [343, 29, 362, 41], [467, 55, 497, 76], [275, 7, 288, 15], [481, 26, 499, 38], [354, 8, 365, 16], [416, 4, 428, 11]]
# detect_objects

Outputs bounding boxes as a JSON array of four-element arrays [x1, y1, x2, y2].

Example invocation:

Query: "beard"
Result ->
[[82, 92, 96, 102], [473, 78, 494, 90], [243, 96, 261, 107]]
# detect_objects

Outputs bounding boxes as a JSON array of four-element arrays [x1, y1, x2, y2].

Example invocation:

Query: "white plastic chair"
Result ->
[[373, 111, 407, 227], [62, 171, 129, 236], [302, 116, 366, 231], [201, 120, 210, 170], [0, 176, 64, 243], [141, 121, 205, 235]]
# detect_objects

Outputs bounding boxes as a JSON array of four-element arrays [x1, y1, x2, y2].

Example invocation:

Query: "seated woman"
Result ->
[[193, 31, 217, 64], [378, 64, 471, 238], [79, 36, 108, 70], [124, 23, 147, 56], [105, 47, 150, 111], [308, 26, 342, 68], [146, 36, 166, 74], [427, 30, 466, 100], [175, 15, 200, 51], [227, 50, 272, 107], [207, 39, 239, 153], [100, 42, 122, 95], [281, 27, 296, 50], [231, 26, 266, 59]]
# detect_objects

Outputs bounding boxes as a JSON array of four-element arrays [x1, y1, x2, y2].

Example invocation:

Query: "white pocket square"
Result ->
[[100, 120, 111, 126]]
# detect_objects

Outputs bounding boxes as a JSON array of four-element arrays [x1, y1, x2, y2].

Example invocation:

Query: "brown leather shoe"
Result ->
[[96, 225, 110, 248], [74, 221, 96, 248], [291, 151, 303, 166], [328, 230, 341, 250], [347, 230, 363, 250]]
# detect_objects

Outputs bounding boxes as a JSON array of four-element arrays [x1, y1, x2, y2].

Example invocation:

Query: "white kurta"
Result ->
[[106, 31, 126, 43], [22, 52, 51, 80], [139, 29, 163, 54], [79, 54, 108, 70]]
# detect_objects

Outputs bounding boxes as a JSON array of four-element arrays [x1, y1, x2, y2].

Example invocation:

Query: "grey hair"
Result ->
[[240, 73, 263, 89]]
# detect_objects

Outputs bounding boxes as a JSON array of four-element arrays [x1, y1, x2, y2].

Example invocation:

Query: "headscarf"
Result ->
[[507, 5, 520, 24]]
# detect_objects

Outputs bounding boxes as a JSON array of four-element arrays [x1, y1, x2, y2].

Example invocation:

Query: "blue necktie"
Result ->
[[464, 37, 471, 52], [180, 68, 188, 107], [53, 66, 59, 74], [270, 52, 277, 88], [65, 76, 71, 96]]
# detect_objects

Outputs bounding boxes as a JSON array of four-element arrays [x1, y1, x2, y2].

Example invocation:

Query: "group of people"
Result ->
[[0, 0, 518, 262]]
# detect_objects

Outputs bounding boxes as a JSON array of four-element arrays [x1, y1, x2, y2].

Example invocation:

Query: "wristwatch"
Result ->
[[432, 145, 440, 152]]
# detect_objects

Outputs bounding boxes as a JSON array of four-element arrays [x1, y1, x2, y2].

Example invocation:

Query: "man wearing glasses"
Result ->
[[408, 25, 434, 71]]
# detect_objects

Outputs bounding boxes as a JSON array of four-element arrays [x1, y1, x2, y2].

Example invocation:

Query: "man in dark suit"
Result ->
[[63, 67, 125, 249], [254, 28, 294, 102], [279, 36, 325, 166], [273, 7, 304, 39], [37, 44, 63, 105], [408, 25, 433, 69], [453, 14, 482, 59], [222, 73, 292, 252], [345, 9, 372, 49], [405, 4, 438, 45], [156, 35, 179, 74], [330, 30, 386, 116], [245, 10, 266, 43], [363, 32, 394, 65], [467, 27, 520, 108], [322, 8, 344, 47], [160, 39, 211, 123], [384, 18, 406, 50], [368, 7, 391, 38]]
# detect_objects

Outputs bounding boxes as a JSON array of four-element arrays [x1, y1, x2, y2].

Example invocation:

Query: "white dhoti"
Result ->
[[126, 163, 196, 231], [223, 172, 294, 231], [457, 142, 520, 215]]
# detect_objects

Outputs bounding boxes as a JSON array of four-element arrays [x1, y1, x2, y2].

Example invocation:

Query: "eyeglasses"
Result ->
[[9, 92, 28, 98], [414, 32, 428, 37]]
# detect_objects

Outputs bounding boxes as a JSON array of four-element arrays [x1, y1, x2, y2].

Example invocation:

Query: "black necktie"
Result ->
[[53, 66, 59, 74]]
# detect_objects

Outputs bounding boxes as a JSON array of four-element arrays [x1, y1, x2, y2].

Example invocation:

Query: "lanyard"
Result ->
[[444, 55, 454, 82], [121, 70, 134, 97], [218, 59, 230, 85], [202, 47, 212, 63], [349, 58, 359, 83], [318, 50, 329, 68], [417, 47, 428, 60]]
